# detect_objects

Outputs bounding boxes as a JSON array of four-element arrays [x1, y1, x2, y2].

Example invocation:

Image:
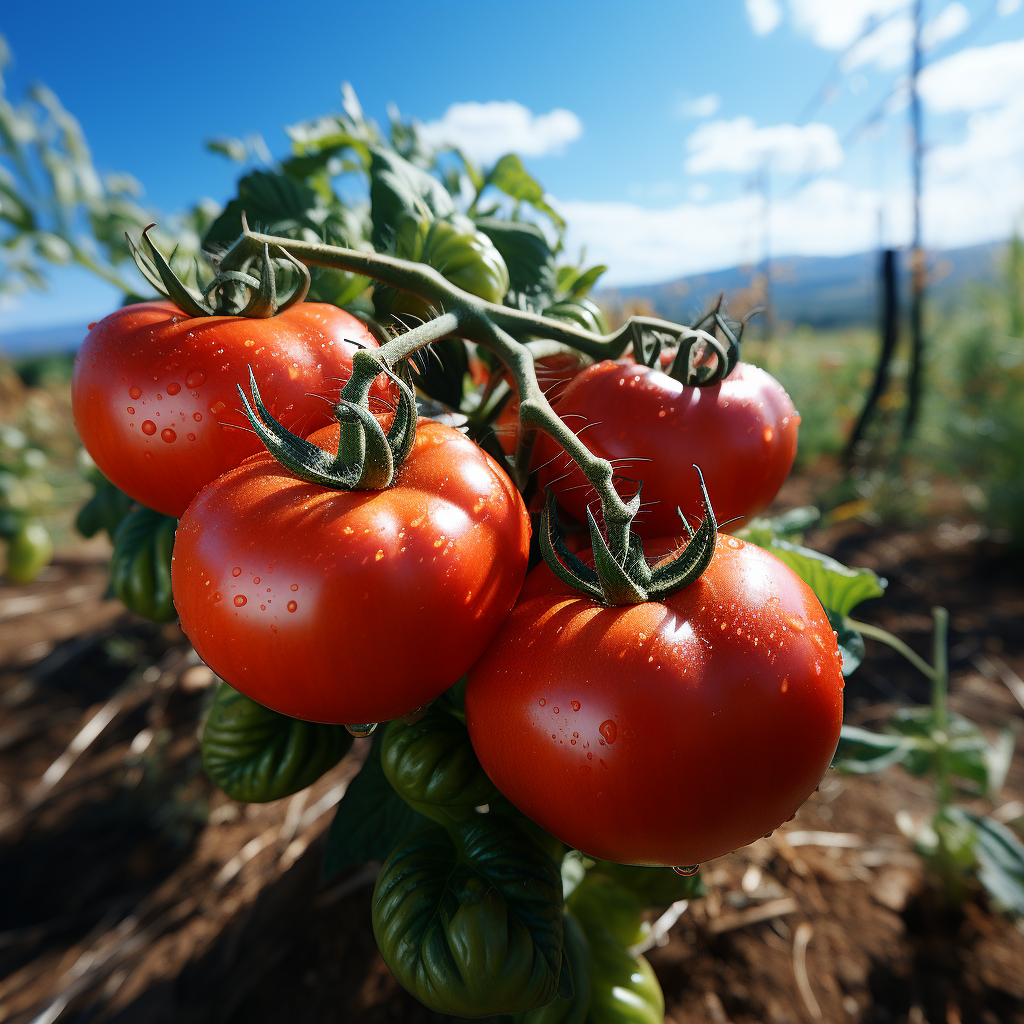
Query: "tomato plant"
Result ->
[[465, 536, 844, 866], [535, 360, 799, 536], [72, 300, 393, 518], [172, 417, 530, 725]]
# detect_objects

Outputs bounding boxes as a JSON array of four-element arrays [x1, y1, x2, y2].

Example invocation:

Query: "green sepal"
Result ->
[[109, 506, 176, 621], [202, 683, 353, 803], [372, 815, 565, 1017], [380, 707, 497, 827], [75, 470, 134, 540]]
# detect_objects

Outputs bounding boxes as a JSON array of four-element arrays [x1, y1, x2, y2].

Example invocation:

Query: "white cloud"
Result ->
[[674, 93, 721, 118], [921, 3, 970, 49], [685, 117, 844, 174], [918, 36, 1024, 112], [840, 14, 913, 71], [417, 101, 582, 165], [997, 0, 1021, 15], [789, 0, 909, 50], [747, 0, 783, 35]]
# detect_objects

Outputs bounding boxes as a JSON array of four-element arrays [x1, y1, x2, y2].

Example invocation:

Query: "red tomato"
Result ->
[[173, 419, 530, 725], [493, 352, 587, 457], [535, 361, 799, 536], [465, 536, 843, 866], [73, 301, 394, 518]]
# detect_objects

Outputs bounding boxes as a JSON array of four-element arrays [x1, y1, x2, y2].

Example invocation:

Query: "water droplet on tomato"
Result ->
[[253, 577, 260, 585], [141, 420, 157, 435], [287, 601, 297, 612], [290, 584, 299, 591], [213, 592, 222, 601], [187, 433, 196, 441], [167, 382, 181, 395], [88, 322, 97, 330], [345, 723, 377, 737], [673, 864, 700, 876], [599, 720, 617, 744], [161, 428, 176, 443], [232, 567, 241, 577], [579, 765, 591, 774], [186, 369, 206, 388], [763, 426, 774, 442], [129, 386, 142, 399], [375, 549, 384, 561], [538, 698, 546, 706], [571, 739, 576, 745], [402, 704, 430, 725], [552, 707, 559, 714], [234, 595, 246, 607], [571, 701, 581, 712], [127, 407, 135, 415], [193, 412, 202, 422]]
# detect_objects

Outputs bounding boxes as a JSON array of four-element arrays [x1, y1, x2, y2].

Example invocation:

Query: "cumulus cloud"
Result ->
[[417, 101, 582, 165], [918, 36, 1024, 112], [789, 0, 909, 50], [746, 0, 783, 35], [685, 117, 844, 174], [831, 3, 967, 71], [674, 93, 721, 119]]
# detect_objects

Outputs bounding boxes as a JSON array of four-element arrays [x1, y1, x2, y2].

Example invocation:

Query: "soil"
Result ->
[[1, 488, 1023, 1024]]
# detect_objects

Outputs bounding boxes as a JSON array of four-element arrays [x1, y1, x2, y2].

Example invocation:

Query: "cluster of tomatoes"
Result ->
[[73, 294, 844, 871]]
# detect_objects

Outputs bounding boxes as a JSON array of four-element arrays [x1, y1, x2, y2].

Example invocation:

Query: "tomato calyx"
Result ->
[[237, 359, 418, 491], [538, 469, 718, 606], [126, 218, 311, 319]]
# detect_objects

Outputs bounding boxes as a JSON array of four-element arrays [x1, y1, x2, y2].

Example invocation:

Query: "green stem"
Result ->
[[930, 607, 952, 809], [847, 618, 939, 682]]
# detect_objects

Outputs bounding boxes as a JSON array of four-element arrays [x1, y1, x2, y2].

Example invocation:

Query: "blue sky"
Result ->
[[2, 0, 1023, 332]]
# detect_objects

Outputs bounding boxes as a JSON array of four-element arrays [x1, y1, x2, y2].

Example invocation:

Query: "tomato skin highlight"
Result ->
[[535, 361, 799, 536], [73, 301, 392, 518], [172, 419, 530, 725], [465, 537, 844, 866]]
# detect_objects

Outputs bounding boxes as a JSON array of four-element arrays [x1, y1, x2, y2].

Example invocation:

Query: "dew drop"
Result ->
[[345, 723, 377, 737], [213, 592, 222, 602], [141, 420, 157, 435], [538, 698, 546, 706], [187, 433, 196, 441], [186, 369, 206, 388], [193, 412, 203, 422], [161, 428, 176, 443], [232, 567, 242, 577], [763, 426, 774, 442], [234, 595, 246, 607], [167, 382, 181, 395], [599, 720, 617, 744], [253, 577, 260, 585], [290, 584, 299, 591], [402, 704, 430, 725], [287, 601, 297, 612], [127, 406, 135, 415], [579, 765, 591, 775], [673, 864, 700, 876], [570, 700, 581, 712], [552, 707, 559, 714], [129, 386, 142, 399], [375, 549, 384, 561]]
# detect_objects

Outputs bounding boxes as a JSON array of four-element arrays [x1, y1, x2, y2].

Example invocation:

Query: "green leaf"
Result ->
[[323, 739, 430, 879], [767, 539, 886, 616], [75, 472, 134, 540], [516, 911, 591, 1024], [202, 170, 328, 249], [566, 264, 607, 299], [828, 610, 867, 675], [475, 217, 557, 310], [409, 337, 469, 409], [485, 155, 565, 233], [205, 136, 248, 163], [372, 815, 565, 1017], [834, 724, 915, 774], [202, 683, 353, 803], [960, 810, 1024, 915], [368, 145, 455, 252], [109, 507, 177, 622]]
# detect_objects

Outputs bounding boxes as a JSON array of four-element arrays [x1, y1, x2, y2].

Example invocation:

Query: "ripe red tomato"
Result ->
[[534, 361, 799, 536], [73, 301, 393, 518], [493, 352, 587, 457], [173, 419, 531, 725], [465, 536, 843, 866]]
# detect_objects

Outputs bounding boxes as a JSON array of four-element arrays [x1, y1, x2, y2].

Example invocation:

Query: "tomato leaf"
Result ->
[[485, 155, 566, 235], [109, 506, 177, 622], [202, 683, 353, 804], [956, 810, 1024, 915], [368, 145, 455, 251], [514, 911, 590, 1024], [323, 739, 430, 879], [474, 218, 557, 312], [833, 724, 916, 774], [372, 815, 565, 1017]]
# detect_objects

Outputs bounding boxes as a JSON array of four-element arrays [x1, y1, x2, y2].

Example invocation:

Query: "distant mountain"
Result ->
[[0, 322, 90, 357], [599, 240, 1008, 329], [0, 241, 1009, 356]]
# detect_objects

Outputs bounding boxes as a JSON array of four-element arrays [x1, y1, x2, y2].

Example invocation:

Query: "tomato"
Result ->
[[465, 536, 844, 866], [534, 361, 799, 536], [493, 351, 588, 457], [5, 520, 53, 584], [172, 418, 530, 725], [73, 301, 394, 518]]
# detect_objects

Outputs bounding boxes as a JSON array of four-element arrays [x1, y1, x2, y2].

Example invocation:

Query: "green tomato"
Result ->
[[372, 815, 565, 1017], [586, 936, 663, 1024], [568, 874, 648, 951], [591, 862, 703, 907], [381, 708, 497, 826], [202, 683, 353, 803], [5, 519, 53, 584], [109, 506, 176, 621], [543, 298, 608, 335]]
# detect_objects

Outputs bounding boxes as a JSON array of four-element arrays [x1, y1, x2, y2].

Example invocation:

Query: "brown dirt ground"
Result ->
[[1, 492, 1023, 1024]]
